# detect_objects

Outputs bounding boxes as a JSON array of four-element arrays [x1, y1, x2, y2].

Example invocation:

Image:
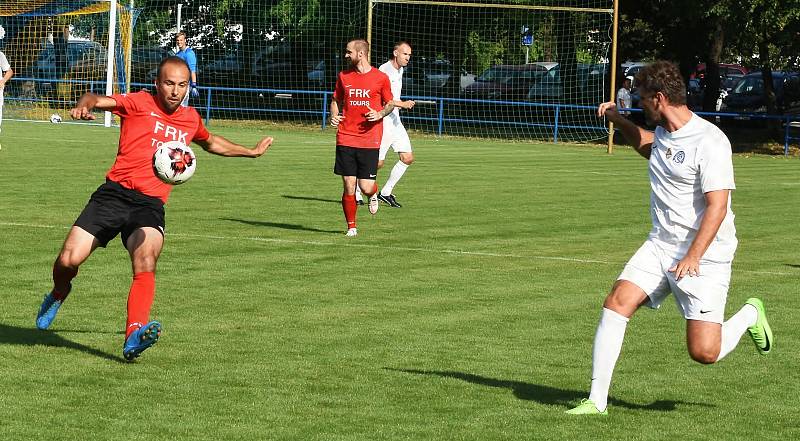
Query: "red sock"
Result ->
[[126, 272, 156, 338], [52, 262, 77, 301], [342, 193, 357, 229]]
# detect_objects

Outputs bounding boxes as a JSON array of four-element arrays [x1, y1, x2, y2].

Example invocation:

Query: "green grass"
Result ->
[[0, 120, 798, 440]]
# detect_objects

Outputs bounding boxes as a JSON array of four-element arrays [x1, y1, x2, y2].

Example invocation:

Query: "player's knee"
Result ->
[[688, 346, 719, 364], [400, 154, 414, 165], [56, 250, 81, 270], [603, 291, 633, 315], [132, 254, 159, 273]]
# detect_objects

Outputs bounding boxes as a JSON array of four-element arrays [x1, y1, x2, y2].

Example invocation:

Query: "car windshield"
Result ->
[[732, 75, 788, 95], [477, 67, 543, 83], [733, 77, 763, 95]]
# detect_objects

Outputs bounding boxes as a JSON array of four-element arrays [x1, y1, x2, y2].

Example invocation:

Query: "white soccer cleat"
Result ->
[[345, 228, 358, 237], [368, 193, 379, 215]]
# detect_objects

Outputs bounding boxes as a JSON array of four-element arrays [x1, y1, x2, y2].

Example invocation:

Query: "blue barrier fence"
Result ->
[[7, 77, 799, 155]]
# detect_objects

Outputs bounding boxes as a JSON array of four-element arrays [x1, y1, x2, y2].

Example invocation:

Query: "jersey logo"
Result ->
[[665, 147, 672, 159], [673, 151, 686, 164], [150, 112, 162, 118]]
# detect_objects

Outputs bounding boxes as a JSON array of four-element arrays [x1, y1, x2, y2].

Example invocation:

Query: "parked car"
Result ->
[[525, 63, 607, 104], [687, 73, 744, 111], [399, 58, 475, 96], [462, 64, 548, 100], [691, 63, 748, 80], [201, 50, 244, 88], [25, 40, 107, 98], [251, 44, 295, 89], [130, 46, 170, 84], [724, 71, 800, 117]]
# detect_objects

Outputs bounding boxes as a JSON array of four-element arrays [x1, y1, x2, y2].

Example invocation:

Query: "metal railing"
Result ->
[[6, 77, 799, 155]]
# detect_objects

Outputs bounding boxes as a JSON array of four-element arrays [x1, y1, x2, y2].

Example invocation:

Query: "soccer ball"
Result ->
[[49, 113, 62, 123], [152, 141, 197, 185]]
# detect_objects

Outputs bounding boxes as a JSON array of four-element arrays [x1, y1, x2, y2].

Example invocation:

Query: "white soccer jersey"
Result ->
[[647, 113, 737, 262], [379, 60, 402, 122], [0, 51, 10, 74]]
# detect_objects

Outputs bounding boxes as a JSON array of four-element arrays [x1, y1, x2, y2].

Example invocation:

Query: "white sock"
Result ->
[[380, 161, 409, 196], [716, 303, 758, 361], [355, 185, 363, 202], [588, 307, 629, 412]]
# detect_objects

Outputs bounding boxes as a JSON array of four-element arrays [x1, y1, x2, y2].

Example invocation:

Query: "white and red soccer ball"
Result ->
[[152, 141, 197, 185]]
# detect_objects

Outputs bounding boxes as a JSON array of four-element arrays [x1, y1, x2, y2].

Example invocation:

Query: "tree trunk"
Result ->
[[758, 39, 777, 115], [702, 16, 724, 112]]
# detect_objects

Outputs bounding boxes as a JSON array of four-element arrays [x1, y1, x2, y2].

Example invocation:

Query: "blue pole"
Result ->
[[785, 115, 790, 157], [553, 105, 561, 143], [437, 98, 444, 136], [205, 88, 212, 126], [322, 92, 329, 130]]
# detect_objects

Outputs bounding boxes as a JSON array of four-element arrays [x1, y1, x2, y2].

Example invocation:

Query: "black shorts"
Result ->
[[74, 180, 166, 248], [333, 145, 379, 180]]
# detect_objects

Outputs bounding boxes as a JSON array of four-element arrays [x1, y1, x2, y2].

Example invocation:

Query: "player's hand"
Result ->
[[330, 114, 344, 127], [251, 137, 274, 157], [190, 83, 200, 98], [668, 255, 701, 281], [70, 105, 95, 120], [597, 101, 623, 120], [365, 106, 382, 122], [404, 100, 416, 110]]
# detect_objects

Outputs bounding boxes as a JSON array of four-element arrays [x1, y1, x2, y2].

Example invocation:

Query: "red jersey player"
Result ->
[[35, 57, 274, 361], [330, 39, 395, 236]]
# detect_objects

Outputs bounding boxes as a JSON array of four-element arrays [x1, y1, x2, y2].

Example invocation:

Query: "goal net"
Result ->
[[2, 1, 614, 142], [369, 0, 614, 142], [0, 0, 137, 124]]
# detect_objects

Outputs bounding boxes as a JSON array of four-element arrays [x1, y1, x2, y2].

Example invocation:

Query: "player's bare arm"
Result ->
[[0, 67, 13, 87], [394, 99, 415, 110], [70, 93, 117, 120], [365, 102, 395, 121], [668, 189, 730, 280], [195, 133, 273, 158], [598, 101, 654, 159], [330, 99, 344, 127]]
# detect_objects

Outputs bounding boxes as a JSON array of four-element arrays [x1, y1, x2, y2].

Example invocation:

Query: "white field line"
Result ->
[[0, 221, 793, 275]]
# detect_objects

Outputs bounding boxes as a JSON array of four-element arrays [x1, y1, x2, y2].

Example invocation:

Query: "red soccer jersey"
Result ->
[[106, 91, 210, 203], [333, 67, 393, 149]]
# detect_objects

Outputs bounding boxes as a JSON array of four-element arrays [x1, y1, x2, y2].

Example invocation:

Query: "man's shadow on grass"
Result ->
[[785, 264, 800, 269], [0, 323, 124, 362], [222, 217, 340, 234], [387, 368, 713, 412], [282, 195, 340, 204]]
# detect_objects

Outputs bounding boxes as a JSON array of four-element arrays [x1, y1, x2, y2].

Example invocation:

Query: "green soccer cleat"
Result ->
[[745, 298, 773, 355], [565, 399, 608, 415]]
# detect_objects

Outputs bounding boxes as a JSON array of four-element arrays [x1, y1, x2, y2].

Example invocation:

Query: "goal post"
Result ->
[[0, 0, 137, 125], [367, 0, 615, 143]]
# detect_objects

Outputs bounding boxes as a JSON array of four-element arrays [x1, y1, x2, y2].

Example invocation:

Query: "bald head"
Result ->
[[157, 56, 191, 81]]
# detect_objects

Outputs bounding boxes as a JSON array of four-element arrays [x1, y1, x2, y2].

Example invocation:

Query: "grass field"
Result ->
[[0, 120, 798, 440]]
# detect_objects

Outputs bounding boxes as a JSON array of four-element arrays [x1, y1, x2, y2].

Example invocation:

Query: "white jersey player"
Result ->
[[566, 61, 772, 416], [355, 41, 415, 208], [0, 50, 14, 144]]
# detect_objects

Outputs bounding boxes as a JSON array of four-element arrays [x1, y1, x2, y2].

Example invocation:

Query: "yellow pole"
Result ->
[[607, 0, 619, 154], [367, 0, 373, 48]]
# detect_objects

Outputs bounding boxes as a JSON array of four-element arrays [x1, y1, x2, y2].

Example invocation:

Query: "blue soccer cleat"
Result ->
[[36, 293, 64, 330], [123, 321, 162, 361]]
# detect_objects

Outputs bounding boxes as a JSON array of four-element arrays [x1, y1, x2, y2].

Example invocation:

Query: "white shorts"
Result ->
[[618, 239, 731, 324], [379, 118, 412, 161]]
